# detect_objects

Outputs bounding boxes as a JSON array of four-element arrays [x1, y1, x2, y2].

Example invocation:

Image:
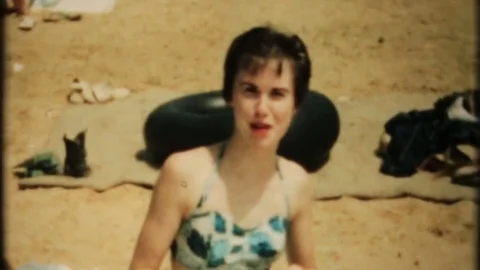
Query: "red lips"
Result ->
[[250, 122, 271, 129], [250, 122, 271, 137]]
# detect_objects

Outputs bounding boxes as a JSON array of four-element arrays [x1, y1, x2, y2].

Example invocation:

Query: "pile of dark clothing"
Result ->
[[376, 89, 480, 187]]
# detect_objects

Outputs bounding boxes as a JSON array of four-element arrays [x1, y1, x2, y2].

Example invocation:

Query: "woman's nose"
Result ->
[[254, 96, 269, 116]]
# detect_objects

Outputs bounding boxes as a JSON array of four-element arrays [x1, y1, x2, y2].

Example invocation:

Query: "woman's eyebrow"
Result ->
[[238, 81, 291, 93], [238, 81, 257, 88], [272, 87, 289, 92]]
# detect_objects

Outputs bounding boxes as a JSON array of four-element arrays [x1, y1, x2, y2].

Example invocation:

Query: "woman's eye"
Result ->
[[271, 90, 285, 98], [243, 85, 257, 95]]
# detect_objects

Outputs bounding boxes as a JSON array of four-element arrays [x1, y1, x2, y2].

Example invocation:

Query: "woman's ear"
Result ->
[[293, 102, 300, 114], [224, 97, 233, 107], [224, 90, 234, 107]]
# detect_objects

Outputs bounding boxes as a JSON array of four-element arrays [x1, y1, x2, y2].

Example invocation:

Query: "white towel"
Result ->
[[31, 0, 116, 14]]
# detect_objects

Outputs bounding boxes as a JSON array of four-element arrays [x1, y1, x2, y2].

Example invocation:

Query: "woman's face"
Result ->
[[230, 58, 297, 149]]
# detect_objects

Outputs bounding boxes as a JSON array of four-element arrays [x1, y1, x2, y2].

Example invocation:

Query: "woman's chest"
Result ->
[[175, 211, 289, 268], [198, 179, 290, 228]]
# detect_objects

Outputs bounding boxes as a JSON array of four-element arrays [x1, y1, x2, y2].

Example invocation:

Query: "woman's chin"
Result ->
[[248, 135, 280, 149]]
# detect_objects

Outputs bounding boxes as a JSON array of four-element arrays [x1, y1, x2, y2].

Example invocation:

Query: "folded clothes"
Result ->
[[377, 89, 480, 184], [14, 152, 62, 178]]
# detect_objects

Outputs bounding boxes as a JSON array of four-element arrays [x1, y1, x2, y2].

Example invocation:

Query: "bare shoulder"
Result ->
[[155, 144, 221, 215], [278, 157, 310, 188], [162, 145, 217, 177], [278, 158, 313, 218]]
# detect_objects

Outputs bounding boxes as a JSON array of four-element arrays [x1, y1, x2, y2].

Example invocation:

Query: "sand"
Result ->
[[3, 0, 478, 269]]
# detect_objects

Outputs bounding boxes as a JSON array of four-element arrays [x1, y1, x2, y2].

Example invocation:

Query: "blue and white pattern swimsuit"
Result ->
[[170, 143, 291, 270]]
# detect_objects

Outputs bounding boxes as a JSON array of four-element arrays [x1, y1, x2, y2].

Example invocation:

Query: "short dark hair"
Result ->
[[222, 25, 312, 107]]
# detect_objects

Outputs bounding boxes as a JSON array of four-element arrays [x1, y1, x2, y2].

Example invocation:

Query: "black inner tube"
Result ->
[[142, 90, 340, 173]]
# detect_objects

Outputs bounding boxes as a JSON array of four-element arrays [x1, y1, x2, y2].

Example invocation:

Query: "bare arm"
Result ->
[[287, 175, 317, 270], [129, 154, 190, 270]]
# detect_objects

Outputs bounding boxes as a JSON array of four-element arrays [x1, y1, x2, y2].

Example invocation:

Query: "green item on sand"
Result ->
[[14, 151, 63, 178]]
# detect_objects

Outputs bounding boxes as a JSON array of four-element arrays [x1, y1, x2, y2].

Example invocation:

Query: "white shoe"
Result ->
[[18, 16, 35, 31]]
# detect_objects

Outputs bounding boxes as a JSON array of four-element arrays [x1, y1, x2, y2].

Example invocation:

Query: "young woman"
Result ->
[[129, 25, 317, 270]]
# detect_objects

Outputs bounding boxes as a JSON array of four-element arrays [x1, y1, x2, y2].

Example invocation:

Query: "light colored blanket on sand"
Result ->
[[14, 89, 478, 202], [31, 0, 116, 14]]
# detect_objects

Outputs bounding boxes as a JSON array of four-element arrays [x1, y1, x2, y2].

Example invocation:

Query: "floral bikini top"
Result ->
[[170, 143, 291, 269]]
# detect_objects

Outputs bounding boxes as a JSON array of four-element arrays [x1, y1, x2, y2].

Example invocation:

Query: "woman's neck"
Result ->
[[218, 132, 279, 181]]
